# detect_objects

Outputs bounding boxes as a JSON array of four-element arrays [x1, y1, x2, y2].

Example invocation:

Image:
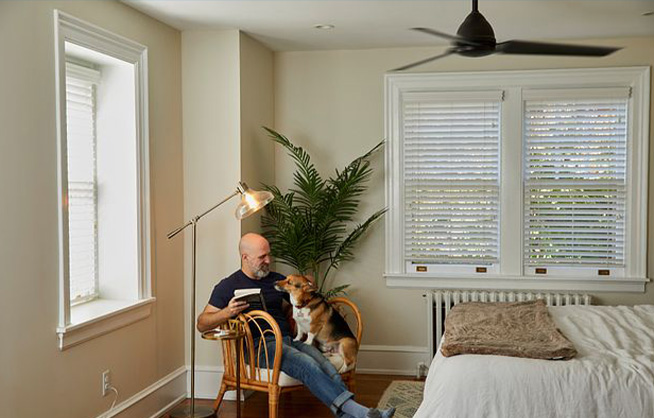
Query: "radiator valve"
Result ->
[[416, 361, 427, 378]]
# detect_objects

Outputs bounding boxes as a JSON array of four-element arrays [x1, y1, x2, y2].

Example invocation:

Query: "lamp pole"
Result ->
[[167, 183, 272, 418]]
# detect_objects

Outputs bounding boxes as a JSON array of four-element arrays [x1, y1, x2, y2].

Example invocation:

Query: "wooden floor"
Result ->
[[165, 374, 413, 418]]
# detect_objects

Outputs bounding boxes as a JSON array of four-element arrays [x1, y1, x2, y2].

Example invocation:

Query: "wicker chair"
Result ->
[[213, 297, 363, 418]]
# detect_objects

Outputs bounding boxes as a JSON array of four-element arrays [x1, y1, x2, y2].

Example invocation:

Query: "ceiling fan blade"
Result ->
[[496, 40, 620, 56], [391, 49, 456, 72], [412, 28, 481, 46]]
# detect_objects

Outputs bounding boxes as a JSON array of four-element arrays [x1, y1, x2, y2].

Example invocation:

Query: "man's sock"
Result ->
[[366, 407, 396, 418], [340, 399, 370, 418]]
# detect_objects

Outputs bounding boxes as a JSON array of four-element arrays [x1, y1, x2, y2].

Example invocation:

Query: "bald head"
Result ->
[[239, 233, 268, 255], [239, 233, 271, 279]]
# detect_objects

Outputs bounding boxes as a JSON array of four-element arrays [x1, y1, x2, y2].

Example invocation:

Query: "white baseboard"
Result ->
[[192, 365, 251, 401], [147, 394, 188, 418], [96, 366, 187, 418], [359, 344, 429, 354], [191, 365, 223, 399], [189, 344, 430, 400], [356, 344, 430, 376], [355, 368, 417, 376]]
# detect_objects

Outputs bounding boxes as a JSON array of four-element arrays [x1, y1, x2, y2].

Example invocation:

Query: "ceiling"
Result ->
[[123, 0, 654, 51]]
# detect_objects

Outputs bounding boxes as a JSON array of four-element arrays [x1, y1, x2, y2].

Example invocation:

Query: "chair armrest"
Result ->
[[327, 297, 363, 347], [238, 310, 284, 385]]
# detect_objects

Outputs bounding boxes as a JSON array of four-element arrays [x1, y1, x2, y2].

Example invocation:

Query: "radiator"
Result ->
[[427, 290, 592, 356]]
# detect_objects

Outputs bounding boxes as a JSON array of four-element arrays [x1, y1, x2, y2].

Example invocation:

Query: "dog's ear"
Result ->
[[303, 282, 317, 294], [305, 275, 316, 285]]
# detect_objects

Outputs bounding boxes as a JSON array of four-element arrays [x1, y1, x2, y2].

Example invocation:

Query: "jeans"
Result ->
[[257, 335, 354, 416]]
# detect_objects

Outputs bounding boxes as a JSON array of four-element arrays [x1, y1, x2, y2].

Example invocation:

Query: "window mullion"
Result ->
[[626, 88, 647, 278], [499, 87, 524, 276]]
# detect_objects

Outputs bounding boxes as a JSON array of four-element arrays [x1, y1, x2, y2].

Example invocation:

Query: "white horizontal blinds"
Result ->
[[403, 91, 502, 265], [66, 62, 101, 304], [524, 89, 629, 268]]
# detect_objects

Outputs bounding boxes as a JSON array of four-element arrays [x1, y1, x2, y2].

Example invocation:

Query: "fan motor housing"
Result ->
[[456, 11, 497, 56]]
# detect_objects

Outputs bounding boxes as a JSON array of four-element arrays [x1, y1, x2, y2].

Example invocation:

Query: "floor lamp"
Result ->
[[167, 182, 273, 418]]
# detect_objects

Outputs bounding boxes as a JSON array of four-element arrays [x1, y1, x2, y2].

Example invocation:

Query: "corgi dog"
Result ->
[[275, 274, 358, 373]]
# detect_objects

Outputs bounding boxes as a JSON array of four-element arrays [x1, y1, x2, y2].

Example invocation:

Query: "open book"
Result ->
[[233, 288, 268, 312]]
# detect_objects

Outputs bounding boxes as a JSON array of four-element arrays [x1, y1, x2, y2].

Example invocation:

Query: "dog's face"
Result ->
[[275, 274, 317, 306]]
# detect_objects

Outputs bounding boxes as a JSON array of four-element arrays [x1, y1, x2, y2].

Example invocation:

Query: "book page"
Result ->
[[234, 288, 261, 298], [233, 288, 267, 311]]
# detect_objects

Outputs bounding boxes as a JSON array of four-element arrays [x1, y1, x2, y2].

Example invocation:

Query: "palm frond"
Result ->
[[312, 140, 384, 260], [261, 128, 385, 294], [326, 208, 387, 274], [322, 284, 350, 299], [261, 186, 314, 272], [321, 141, 383, 220], [263, 127, 325, 209]]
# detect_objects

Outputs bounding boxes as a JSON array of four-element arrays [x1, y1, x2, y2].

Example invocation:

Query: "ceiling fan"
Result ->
[[393, 0, 621, 71]]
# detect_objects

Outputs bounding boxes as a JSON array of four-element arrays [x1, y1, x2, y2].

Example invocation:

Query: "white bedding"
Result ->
[[415, 305, 654, 418]]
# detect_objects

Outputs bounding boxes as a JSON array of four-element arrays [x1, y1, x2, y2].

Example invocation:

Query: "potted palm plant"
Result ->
[[261, 127, 386, 297]]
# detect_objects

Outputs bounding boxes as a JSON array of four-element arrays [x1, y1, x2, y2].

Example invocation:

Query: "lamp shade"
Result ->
[[235, 183, 274, 220]]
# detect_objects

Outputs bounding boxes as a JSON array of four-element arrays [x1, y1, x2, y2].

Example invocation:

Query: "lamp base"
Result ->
[[169, 404, 215, 418]]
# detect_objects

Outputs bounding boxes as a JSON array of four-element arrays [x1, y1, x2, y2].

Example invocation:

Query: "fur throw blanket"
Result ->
[[440, 299, 577, 360]]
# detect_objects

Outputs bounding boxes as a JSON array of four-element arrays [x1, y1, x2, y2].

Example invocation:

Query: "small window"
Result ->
[[55, 11, 153, 349]]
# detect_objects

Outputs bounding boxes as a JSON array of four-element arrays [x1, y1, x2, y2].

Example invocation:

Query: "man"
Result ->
[[197, 233, 395, 418]]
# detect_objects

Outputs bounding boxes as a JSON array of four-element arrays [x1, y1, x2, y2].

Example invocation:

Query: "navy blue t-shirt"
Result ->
[[208, 270, 291, 338]]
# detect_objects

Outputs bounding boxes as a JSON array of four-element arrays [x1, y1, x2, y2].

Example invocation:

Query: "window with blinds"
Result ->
[[403, 92, 502, 270], [65, 62, 101, 304], [523, 90, 629, 273], [386, 68, 648, 291], [56, 15, 153, 347]]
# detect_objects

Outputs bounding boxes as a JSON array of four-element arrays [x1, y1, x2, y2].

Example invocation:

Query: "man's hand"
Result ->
[[197, 297, 249, 332], [226, 297, 249, 318]]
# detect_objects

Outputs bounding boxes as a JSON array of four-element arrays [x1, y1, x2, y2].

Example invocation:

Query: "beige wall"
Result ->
[[182, 30, 275, 373], [239, 32, 276, 235], [273, 37, 654, 352], [181, 29, 242, 368], [0, 1, 184, 417]]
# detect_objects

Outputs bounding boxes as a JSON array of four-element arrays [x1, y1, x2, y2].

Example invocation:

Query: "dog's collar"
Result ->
[[294, 298, 319, 309]]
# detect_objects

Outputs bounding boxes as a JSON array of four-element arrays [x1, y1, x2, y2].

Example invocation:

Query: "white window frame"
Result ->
[[384, 67, 650, 293], [54, 11, 154, 350]]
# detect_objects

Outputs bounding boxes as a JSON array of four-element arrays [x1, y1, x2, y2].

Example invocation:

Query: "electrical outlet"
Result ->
[[102, 370, 111, 397]]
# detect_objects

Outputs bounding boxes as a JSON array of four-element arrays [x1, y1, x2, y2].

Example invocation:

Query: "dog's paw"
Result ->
[[341, 362, 356, 373], [324, 354, 345, 371], [338, 362, 350, 373]]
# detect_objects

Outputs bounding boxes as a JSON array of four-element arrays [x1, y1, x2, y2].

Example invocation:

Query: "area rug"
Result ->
[[377, 380, 424, 418]]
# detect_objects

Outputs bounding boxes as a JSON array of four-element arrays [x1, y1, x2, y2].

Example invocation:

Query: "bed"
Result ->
[[414, 304, 654, 418]]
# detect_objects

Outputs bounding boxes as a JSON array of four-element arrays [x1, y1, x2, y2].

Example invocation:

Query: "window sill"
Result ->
[[384, 274, 649, 293], [57, 297, 156, 350]]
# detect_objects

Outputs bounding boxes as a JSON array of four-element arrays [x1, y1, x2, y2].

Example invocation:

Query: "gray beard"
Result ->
[[253, 268, 269, 279]]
